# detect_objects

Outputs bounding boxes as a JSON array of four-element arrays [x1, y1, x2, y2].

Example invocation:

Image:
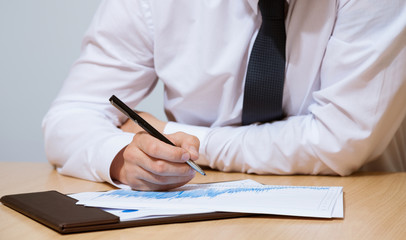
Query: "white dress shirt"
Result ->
[[42, 0, 406, 186]]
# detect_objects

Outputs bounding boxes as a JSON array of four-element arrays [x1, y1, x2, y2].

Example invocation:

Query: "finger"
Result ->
[[122, 158, 195, 191], [167, 132, 200, 161], [135, 132, 191, 163], [131, 165, 194, 188], [124, 140, 195, 177]]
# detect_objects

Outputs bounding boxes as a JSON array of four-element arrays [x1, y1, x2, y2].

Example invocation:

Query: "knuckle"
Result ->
[[152, 161, 166, 174], [123, 145, 140, 161], [122, 147, 134, 160], [132, 133, 142, 142], [189, 135, 200, 146], [145, 141, 159, 154], [176, 132, 200, 146]]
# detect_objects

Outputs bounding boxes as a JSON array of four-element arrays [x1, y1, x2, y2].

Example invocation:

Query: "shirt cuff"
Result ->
[[94, 132, 134, 189], [163, 121, 210, 156]]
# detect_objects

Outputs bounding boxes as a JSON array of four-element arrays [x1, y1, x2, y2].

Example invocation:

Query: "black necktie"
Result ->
[[242, 0, 286, 125]]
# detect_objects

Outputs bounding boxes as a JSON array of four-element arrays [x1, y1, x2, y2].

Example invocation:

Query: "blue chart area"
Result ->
[[100, 186, 329, 200]]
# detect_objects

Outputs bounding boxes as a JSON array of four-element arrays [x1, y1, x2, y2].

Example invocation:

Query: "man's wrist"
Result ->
[[110, 146, 128, 185]]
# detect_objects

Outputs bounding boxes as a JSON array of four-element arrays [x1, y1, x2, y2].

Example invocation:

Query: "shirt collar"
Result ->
[[247, 0, 259, 15]]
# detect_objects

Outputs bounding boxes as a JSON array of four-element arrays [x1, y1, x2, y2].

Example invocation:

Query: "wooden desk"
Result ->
[[0, 162, 405, 239]]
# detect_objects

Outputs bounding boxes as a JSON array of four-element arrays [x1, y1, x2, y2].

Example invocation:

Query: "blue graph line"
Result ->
[[99, 186, 329, 200], [122, 209, 138, 213]]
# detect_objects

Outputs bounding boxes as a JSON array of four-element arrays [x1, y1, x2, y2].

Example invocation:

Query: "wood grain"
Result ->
[[1, 162, 405, 240]]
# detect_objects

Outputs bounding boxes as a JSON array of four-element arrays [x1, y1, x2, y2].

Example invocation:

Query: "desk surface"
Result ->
[[0, 162, 405, 240]]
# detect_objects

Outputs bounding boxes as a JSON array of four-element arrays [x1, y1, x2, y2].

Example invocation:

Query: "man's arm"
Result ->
[[42, 0, 160, 187], [162, 0, 406, 175]]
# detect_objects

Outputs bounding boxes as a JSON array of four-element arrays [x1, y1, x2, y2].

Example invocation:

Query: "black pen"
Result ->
[[109, 95, 206, 176]]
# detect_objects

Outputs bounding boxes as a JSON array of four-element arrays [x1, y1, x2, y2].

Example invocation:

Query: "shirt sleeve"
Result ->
[[42, 0, 157, 186], [164, 0, 406, 176]]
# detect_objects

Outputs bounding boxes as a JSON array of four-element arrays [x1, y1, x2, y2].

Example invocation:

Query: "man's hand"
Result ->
[[110, 113, 200, 191]]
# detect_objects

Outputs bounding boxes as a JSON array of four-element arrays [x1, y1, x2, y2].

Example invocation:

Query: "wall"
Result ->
[[0, 0, 165, 162]]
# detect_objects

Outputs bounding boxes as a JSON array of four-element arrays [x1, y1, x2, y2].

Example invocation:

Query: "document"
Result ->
[[70, 180, 343, 220]]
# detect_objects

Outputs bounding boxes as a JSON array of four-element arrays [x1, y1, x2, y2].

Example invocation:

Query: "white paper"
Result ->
[[70, 180, 343, 220], [70, 180, 261, 221], [332, 191, 344, 218], [100, 208, 214, 221]]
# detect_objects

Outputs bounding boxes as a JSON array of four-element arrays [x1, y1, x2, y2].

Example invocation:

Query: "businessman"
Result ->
[[43, 0, 406, 190]]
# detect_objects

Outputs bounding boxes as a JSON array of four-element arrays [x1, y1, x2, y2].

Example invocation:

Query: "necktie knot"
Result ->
[[259, 0, 285, 20]]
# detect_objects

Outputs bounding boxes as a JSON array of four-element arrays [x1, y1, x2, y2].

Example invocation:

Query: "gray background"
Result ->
[[0, 0, 165, 162]]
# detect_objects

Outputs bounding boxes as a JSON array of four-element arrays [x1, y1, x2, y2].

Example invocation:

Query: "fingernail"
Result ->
[[181, 152, 190, 162]]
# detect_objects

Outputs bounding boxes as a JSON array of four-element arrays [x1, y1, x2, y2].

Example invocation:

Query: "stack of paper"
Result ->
[[70, 179, 343, 221]]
